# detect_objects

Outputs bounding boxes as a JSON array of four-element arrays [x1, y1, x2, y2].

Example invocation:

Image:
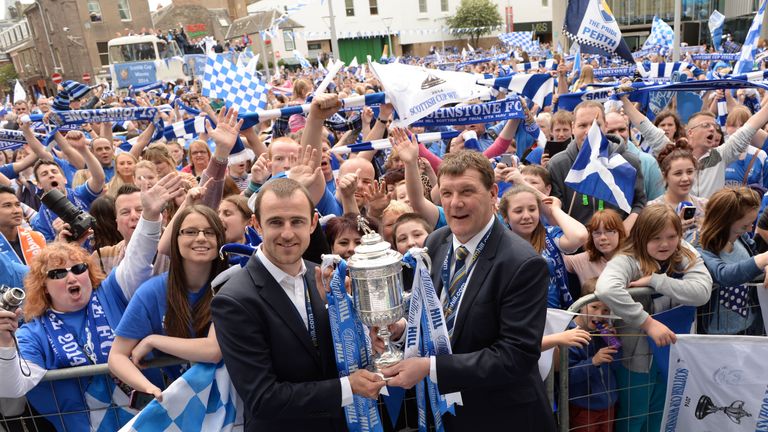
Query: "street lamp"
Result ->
[[382, 17, 393, 58]]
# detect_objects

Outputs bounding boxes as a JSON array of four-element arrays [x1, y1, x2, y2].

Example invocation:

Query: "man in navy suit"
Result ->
[[212, 177, 386, 432], [382, 150, 555, 430]]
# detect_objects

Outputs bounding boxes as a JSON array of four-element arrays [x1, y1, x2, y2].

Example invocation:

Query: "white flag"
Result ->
[[13, 80, 26, 103], [369, 61, 490, 127], [661, 335, 768, 431]]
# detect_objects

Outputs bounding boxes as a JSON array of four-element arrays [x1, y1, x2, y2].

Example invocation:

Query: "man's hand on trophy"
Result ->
[[314, 266, 352, 304], [370, 319, 407, 353], [381, 357, 430, 389], [349, 369, 386, 399]]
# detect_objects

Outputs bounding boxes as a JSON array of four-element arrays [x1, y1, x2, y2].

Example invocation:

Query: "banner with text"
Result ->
[[661, 334, 768, 431]]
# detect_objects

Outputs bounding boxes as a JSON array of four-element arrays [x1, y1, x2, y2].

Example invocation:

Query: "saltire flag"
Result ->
[[499, 32, 535, 52], [709, 10, 725, 52], [202, 54, 268, 113], [734, 0, 767, 74], [642, 16, 674, 52], [369, 61, 491, 126], [119, 361, 242, 432], [563, 0, 635, 64], [564, 119, 637, 213]]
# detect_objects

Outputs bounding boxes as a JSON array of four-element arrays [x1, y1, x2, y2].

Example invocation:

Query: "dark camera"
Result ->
[[41, 183, 95, 241], [0, 285, 24, 312]]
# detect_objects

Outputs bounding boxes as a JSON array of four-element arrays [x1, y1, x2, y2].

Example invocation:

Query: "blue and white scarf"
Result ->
[[322, 256, 383, 432], [41, 292, 135, 431]]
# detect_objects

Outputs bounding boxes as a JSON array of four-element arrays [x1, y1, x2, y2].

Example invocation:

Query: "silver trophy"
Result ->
[[347, 216, 407, 372]]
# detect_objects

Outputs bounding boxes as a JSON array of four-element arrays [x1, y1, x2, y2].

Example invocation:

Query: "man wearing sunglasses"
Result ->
[[686, 105, 768, 198]]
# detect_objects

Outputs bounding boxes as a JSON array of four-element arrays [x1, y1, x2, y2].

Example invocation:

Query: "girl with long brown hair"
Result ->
[[595, 204, 712, 432], [698, 187, 768, 335], [108, 205, 228, 399]]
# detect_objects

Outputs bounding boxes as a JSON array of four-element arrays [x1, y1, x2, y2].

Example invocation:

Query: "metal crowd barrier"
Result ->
[[556, 284, 766, 432], [1, 354, 420, 432]]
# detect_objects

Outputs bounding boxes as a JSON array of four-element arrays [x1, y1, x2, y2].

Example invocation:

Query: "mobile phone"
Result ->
[[129, 390, 155, 411], [682, 206, 696, 220], [500, 153, 515, 167]]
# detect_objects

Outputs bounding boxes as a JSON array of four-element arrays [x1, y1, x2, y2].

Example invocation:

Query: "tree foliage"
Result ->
[[446, 0, 503, 46], [0, 63, 18, 94]]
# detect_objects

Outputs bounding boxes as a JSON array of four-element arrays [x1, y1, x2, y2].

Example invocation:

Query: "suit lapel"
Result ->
[[450, 221, 502, 343], [248, 256, 321, 365]]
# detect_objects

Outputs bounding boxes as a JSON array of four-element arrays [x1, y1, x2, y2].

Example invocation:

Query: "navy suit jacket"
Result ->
[[212, 255, 347, 432], [426, 219, 555, 431]]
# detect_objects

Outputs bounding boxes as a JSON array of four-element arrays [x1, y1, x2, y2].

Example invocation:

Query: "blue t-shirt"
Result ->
[[115, 272, 209, 381], [16, 270, 162, 432], [0, 163, 17, 180], [0, 252, 28, 287], [102, 163, 115, 183], [52, 156, 78, 185], [31, 184, 101, 242], [316, 187, 343, 217]]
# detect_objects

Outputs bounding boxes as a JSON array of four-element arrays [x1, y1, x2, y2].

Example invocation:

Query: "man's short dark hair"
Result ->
[[437, 150, 495, 190], [252, 178, 314, 223], [0, 185, 16, 196], [115, 184, 141, 200], [33, 159, 63, 179]]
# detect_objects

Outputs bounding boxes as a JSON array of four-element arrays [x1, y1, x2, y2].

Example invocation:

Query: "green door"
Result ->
[[338, 37, 385, 63]]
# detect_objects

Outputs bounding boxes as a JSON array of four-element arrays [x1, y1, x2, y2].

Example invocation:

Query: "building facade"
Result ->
[[21, 0, 153, 92]]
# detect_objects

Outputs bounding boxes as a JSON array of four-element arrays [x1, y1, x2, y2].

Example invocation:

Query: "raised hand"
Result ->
[[364, 179, 389, 216], [308, 93, 341, 120], [389, 128, 418, 164], [337, 169, 360, 199], [141, 172, 185, 221], [250, 152, 271, 184], [205, 107, 243, 154], [65, 130, 89, 152], [288, 146, 322, 190]]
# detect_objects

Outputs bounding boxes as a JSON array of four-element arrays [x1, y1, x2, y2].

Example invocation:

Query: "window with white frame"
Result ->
[[117, 0, 132, 21], [419, 0, 427, 13], [283, 30, 295, 51]]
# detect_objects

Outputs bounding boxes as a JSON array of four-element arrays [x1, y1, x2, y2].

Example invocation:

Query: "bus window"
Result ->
[[109, 42, 156, 63]]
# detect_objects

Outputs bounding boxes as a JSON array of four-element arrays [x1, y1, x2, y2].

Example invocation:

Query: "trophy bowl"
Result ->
[[347, 217, 406, 372]]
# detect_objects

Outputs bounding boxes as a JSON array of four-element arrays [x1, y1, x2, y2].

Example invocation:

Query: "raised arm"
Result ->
[[67, 131, 105, 194], [129, 122, 157, 161], [301, 93, 341, 168], [201, 107, 243, 210], [391, 128, 440, 228]]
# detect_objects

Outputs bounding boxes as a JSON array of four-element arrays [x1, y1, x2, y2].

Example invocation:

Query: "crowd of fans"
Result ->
[[0, 41, 766, 432]]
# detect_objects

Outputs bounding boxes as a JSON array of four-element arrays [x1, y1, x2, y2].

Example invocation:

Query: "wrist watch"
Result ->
[[376, 117, 390, 125]]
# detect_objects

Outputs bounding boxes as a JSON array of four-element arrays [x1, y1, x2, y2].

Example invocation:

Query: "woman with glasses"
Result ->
[[563, 209, 628, 291], [0, 176, 180, 431], [698, 187, 768, 335], [499, 185, 589, 309], [108, 205, 227, 400], [648, 142, 707, 245]]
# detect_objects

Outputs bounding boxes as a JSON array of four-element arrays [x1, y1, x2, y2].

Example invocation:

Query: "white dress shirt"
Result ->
[[256, 246, 354, 407]]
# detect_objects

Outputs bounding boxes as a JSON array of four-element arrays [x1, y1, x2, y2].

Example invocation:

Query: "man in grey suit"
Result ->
[[382, 150, 556, 430], [212, 178, 385, 432]]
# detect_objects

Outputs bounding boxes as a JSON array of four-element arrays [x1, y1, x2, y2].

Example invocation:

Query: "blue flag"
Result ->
[[564, 120, 637, 213], [734, 0, 767, 74], [563, 0, 635, 64]]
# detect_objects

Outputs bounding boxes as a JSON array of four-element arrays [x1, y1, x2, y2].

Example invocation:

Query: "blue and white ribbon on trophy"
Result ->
[[321, 255, 384, 432], [403, 248, 461, 432]]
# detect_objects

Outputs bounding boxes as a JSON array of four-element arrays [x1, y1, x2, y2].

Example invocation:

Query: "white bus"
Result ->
[[108, 35, 188, 89]]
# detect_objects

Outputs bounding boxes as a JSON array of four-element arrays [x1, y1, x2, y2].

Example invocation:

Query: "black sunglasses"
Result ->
[[47, 263, 89, 280]]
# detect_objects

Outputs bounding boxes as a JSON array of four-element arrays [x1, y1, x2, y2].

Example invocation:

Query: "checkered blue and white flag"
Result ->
[[499, 32, 535, 52], [202, 55, 268, 113], [734, 0, 767, 74], [642, 16, 674, 52], [565, 120, 636, 213], [119, 361, 242, 432]]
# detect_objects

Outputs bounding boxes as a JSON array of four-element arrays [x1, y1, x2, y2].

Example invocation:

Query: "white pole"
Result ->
[[673, 0, 681, 61]]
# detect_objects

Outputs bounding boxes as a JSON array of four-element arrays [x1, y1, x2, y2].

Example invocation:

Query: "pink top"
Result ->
[[419, 136, 513, 173], [562, 252, 608, 289]]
